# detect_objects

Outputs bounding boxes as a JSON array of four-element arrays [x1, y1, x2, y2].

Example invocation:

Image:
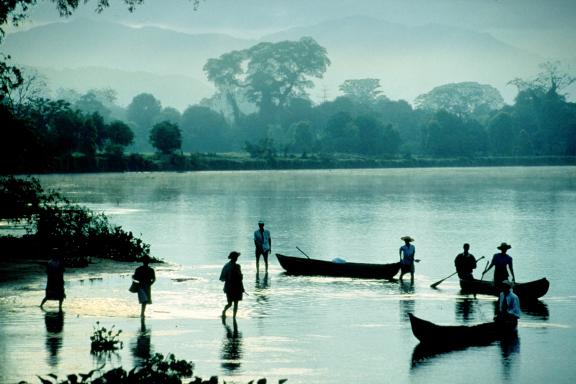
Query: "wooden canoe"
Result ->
[[408, 313, 516, 347], [459, 277, 549, 300], [276, 253, 400, 280]]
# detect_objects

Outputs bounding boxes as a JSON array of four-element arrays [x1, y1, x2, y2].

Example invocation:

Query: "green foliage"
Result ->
[[244, 138, 277, 159], [150, 121, 182, 154], [90, 322, 123, 353], [339, 78, 383, 105], [0, 176, 153, 262]]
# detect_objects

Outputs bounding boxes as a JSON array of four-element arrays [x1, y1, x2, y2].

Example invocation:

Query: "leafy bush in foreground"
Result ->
[[0, 175, 157, 263], [31, 352, 286, 384]]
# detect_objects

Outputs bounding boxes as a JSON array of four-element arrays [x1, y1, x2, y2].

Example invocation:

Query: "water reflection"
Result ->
[[411, 332, 521, 374], [520, 300, 549, 320], [44, 310, 64, 367], [499, 332, 521, 381], [455, 297, 477, 321], [221, 318, 243, 373], [399, 281, 415, 321], [254, 272, 271, 319], [131, 318, 152, 367]]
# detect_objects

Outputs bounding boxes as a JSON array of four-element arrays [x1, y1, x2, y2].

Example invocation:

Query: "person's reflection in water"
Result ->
[[44, 310, 64, 367], [221, 317, 243, 373], [131, 317, 152, 367], [499, 331, 520, 380], [455, 297, 476, 321], [254, 272, 271, 319], [399, 280, 415, 321]]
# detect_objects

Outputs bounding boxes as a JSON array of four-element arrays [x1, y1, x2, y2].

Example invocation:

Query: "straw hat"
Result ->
[[401, 236, 414, 242], [497, 242, 512, 251], [228, 251, 241, 260]]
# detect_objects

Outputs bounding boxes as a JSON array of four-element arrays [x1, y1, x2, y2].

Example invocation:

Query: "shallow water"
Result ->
[[1, 167, 575, 383]]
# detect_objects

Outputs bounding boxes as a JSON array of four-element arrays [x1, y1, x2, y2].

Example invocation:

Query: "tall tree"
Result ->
[[149, 121, 182, 155], [204, 37, 330, 119], [339, 78, 382, 105], [127, 93, 162, 151], [415, 82, 504, 118]]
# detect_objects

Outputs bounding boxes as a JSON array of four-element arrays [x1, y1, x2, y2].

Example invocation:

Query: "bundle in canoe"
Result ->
[[275, 253, 400, 280], [408, 313, 516, 347], [460, 277, 549, 301]]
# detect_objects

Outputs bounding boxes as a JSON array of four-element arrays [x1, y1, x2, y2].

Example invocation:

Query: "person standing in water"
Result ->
[[220, 251, 245, 319], [133, 256, 156, 318], [399, 236, 418, 282], [254, 220, 272, 272], [40, 249, 66, 311]]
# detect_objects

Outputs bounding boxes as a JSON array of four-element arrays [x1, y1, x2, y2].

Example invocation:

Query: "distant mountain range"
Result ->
[[3, 15, 549, 110]]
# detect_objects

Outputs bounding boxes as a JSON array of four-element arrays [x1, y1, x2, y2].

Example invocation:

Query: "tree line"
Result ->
[[1, 3, 575, 174]]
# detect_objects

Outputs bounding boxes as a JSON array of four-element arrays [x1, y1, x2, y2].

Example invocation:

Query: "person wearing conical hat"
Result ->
[[399, 236, 419, 282], [483, 242, 515, 284], [220, 251, 245, 319]]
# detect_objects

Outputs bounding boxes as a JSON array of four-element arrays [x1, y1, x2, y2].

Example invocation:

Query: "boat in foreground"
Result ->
[[276, 253, 400, 280], [460, 277, 549, 300], [408, 313, 516, 347]]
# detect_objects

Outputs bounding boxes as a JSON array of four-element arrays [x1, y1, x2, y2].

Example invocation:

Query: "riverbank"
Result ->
[[7, 153, 576, 174]]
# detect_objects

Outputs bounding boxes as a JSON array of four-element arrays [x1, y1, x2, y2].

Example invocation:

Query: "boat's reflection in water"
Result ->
[[410, 331, 520, 371]]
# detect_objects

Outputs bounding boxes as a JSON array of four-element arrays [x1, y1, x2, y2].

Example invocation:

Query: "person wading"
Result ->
[[220, 251, 245, 319]]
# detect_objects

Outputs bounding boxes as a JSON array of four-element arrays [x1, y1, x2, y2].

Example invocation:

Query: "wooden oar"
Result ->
[[296, 246, 311, 259], [430, 256, 485, 288]]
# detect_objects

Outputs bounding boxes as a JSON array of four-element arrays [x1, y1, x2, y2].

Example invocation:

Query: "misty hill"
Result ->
[[36, 66, 213, 111], [4, 16, 547, 107], [262, 16, 545, 102]]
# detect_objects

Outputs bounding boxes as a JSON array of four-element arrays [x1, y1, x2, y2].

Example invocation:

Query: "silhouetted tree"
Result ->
[[149, 121, 181, 154], [127, 93, 162, 151]]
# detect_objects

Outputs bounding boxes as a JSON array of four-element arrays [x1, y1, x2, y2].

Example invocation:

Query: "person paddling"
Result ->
[[454, 243, 477, 280]]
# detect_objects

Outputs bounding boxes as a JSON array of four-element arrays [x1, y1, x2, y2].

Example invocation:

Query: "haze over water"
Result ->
[[1, 167, 575, 383]]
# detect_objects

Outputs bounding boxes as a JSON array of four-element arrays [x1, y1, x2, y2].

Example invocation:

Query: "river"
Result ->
[[1, 167, 575, 383]]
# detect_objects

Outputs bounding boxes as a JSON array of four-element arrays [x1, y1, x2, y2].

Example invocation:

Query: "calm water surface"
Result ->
[[1, 167, 575, 383]]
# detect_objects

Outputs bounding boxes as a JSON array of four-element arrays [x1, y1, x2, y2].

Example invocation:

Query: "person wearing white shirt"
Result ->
[[254, 220, 271, 272], [399, 236, 418, 282], [495, 280, 521, 327]]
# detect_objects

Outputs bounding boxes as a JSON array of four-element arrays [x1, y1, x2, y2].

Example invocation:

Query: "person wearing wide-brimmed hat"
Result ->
[[494, 280, 521, 327], [254, 220, 272, 272], [483, 242, 515, 284], [220, 251, 245, 319], [399, 236, 419, 282], [40, 248, 66, 311]]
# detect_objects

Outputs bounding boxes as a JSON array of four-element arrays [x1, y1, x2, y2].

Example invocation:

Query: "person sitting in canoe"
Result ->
[[454, 243, 477, 280], [483, 242, 516, 284], [399, 236, 419, 282], [494, 280, 521, 326]]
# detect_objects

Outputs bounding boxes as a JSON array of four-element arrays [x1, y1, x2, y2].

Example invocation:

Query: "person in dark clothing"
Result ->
[[220, 251, 245, 319], [133, 256, 156, 318], [40, 250, 66, 311], [483, 242, 515, 284], [454, 243, 477, 280]]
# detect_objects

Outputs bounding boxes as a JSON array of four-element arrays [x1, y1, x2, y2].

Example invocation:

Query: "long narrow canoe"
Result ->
[[276, 253, 400, 280], [460, 278, 549, 300], [408, 313, 516, 347]]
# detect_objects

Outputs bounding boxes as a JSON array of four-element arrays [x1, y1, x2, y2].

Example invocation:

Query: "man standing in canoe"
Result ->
[[483, 242, 515, 284], [399, 236, 418, 282], [254, 220, 272, 273], [454, 243, 477, 280]]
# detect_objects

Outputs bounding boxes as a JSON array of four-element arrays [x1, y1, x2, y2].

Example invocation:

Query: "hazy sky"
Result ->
[[24, 0, 576, 57]]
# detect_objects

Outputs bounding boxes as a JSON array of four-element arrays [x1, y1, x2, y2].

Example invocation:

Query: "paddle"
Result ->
[[430, 256, 485, 288], [296, 246, 311, 259], [480, 260, 490, 281]]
